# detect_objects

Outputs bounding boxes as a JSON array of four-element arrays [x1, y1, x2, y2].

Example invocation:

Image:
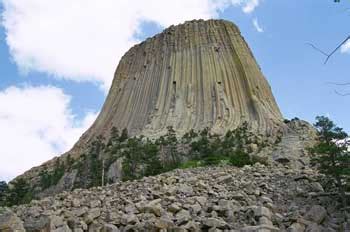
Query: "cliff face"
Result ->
[[13, 19, 291, 195], [80, 19, 282, 143]]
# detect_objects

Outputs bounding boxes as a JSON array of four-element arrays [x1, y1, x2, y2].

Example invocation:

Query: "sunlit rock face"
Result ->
[[15, 19, 286, 186], [82, 19, 283, 141]]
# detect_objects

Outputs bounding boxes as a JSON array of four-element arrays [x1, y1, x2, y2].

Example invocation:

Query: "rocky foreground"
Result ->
[[1, 164, 349, 231]]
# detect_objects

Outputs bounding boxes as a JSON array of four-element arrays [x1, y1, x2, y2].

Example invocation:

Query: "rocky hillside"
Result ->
[[1, 164, 349, 231], [4, 117, 316, 202]]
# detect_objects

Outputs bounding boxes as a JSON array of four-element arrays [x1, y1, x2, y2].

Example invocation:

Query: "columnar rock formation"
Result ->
[[81, 19, 283, 143], [14, 19, 288, 192]]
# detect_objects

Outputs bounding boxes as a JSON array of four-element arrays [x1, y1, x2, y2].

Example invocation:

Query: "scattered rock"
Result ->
[[305, 205, 327, 224], [203, 217, 226, 228], [0, 209, 25, 232], [4, 165, 342, 231]]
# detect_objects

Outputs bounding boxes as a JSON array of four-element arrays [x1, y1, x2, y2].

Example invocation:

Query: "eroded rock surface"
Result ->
[[15, 19, 287, 191], [83, 19, 283, 141]]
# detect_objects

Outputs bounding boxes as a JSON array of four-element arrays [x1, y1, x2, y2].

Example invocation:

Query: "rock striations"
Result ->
[[15, 19, 286, 188], [81, 19, 282, 141]]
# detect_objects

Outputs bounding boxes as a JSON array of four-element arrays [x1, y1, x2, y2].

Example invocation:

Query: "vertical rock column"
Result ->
[[82, 19, 283, 141]]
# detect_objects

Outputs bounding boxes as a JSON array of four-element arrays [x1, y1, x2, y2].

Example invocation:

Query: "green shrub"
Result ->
[[6, 178, 33, 206], [251, 155, 268, 166], [229, 150, 252, 167], [180, 160, 202, 169]]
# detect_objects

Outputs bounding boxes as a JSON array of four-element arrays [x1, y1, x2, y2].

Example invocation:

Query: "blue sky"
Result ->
[[0, 0, 349, 180]]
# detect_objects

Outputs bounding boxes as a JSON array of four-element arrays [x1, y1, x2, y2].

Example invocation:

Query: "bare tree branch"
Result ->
[[324, 36, 350, 64], [335, 90, 350, 96], [326, 82, 350, 86], [307, 36, 350, 64], [306, 43, 329, 57]]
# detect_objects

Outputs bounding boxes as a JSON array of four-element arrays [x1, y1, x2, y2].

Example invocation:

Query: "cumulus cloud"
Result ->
[[340, 39, 350, 53], [0, 85, 97, 181], [253, 18, 264, 32], [1, 0, 261, 91]]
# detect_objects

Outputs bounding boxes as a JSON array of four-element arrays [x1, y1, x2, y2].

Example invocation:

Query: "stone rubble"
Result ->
[[1, 163, 349, 231]]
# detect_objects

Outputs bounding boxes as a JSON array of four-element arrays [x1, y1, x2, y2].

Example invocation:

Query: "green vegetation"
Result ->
[[72, 123, 266, 185], [39, 158, 65, 189], [0, 181, 8, 206], [104, 123, 266, 181], [310, 116, 349, 208], [0, 122, 268, 206], [0, 178, 33, 207]]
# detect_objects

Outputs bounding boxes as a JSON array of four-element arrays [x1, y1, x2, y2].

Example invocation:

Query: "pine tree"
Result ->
[[310, 116, 349, 209], [0, 181, 8, 206]]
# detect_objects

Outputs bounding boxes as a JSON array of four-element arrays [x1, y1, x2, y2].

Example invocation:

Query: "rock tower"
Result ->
[[81, 19, 283, 142], [14, 19, 287, 190]]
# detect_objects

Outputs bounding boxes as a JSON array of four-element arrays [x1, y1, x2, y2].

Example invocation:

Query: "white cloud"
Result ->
[[0, 85, 97, 181], [1, 0, 261, 91], [253, 17, 264, 32], [230, 0, 260, 14], [340, 39, 350, 53]]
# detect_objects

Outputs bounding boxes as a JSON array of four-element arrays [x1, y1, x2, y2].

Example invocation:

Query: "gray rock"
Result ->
[[176, 209, 191, 223], [218, 175, 232, 183], [254, 206, 272, 219], [240, 225, 280, 232], [52, 224, 72, 232], [178, 184, 194, 195], [154, 218, 175, 229], [168, 203, 181, 213], [24, 216, 51, 232], [0, 209, 25, 232], [102, 224, 120, 232], [50, 215, 64, 229], [191, 203, 202, 215], [84, 208, 101, 224], [195, 196, 207, 206], [203, 217, 226, 228], [107, 158, 124, 183], [287, 223, 306, 232], [305, 205, 327, 224], [89, 200, 101, 208], [310, 182, 324, 192], [305, 223, 324, 232], [259, 216, 272, 226]]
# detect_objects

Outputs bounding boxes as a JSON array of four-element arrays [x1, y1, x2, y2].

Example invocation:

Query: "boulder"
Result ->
[[0, 209, 25, 232], [304, 205, 327, 224], [23, 216, 51, 232], [203, 218, 226, 228], [287, 223, 306, 232]]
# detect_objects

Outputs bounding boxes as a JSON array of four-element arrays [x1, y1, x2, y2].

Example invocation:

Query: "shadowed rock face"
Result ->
[[82, 19, 283, 142]]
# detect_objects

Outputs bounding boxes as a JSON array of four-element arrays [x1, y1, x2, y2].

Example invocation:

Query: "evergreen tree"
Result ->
[[122, 137, 144, 180], [7, 178, 32, 206], [120, 128, 129, 142], [0, 181, 8, 206], [164, 126, 180, 167], [88, 138, 104, 187], [310, 116, 350, 209], [144, 139, 163, 176]]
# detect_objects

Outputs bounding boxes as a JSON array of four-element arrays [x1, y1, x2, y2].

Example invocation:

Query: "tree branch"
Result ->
[[307, 36, 350, 64], [324, 36, 350, 64], [327, 82, 350, 86], [335, 90, 350, 96]]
